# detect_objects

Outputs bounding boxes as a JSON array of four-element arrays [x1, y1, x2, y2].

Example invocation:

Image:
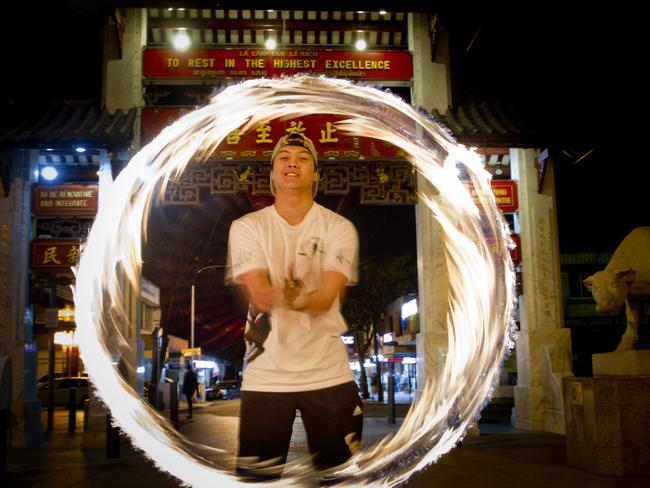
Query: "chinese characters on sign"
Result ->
[[141, 110, 409, 160], [143, 48, 413, 81], [30, 240, 81, 273]]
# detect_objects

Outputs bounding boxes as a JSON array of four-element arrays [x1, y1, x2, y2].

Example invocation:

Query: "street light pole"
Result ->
[[190, 264, 225, 350], [190, 283, 195, 349]]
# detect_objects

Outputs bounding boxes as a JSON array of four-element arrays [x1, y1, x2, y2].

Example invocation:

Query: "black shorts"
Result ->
[[237, 381, 363, 479]]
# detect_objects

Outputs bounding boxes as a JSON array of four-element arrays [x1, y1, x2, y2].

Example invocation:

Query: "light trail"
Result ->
[[73, 76, 516, 487]]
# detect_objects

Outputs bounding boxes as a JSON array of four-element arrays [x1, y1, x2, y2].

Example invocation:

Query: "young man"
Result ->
[[227, 132, 363, 479]]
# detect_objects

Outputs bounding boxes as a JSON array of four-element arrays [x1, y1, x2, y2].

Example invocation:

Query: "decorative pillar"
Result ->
[[511, 148, 572, 434], [83, 150, 115, 449], [408, 12, 450, 112], [0, 149, 43, 446], [414, 188, 451, 392], [88, 8, 145, 443], [104, 7, 146, 148], [408, 12, 453, 395]]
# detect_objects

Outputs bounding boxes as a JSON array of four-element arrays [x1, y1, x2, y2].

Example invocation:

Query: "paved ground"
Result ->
[[3, 399, 649, 487]]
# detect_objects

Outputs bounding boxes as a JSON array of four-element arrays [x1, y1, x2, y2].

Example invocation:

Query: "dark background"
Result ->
[[2, 2, 644, 252]]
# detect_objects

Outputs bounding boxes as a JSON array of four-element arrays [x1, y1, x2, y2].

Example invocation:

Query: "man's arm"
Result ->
[[288, 270, 347, 313], [237, 268, 278, 313]]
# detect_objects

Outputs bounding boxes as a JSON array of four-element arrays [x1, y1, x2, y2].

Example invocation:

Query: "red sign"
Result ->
[[510, 233, 521, 265], [32, 185, 98, 216], [143, 48, 413, 81], [141, 108, 409, 160], [490, 180, 518, 212], [464, 180, 518, 213], [30, 239, 81, 273]]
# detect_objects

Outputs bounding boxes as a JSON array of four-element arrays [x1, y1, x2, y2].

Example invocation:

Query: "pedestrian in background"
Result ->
[[371, 372, 379, 400], [182, 361, 199, 419]]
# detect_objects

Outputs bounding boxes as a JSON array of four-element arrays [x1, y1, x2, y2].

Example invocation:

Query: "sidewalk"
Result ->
[[3, 400, 649, 487]]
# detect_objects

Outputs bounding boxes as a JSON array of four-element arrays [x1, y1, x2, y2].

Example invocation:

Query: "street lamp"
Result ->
[[190, 264, 225, 349]]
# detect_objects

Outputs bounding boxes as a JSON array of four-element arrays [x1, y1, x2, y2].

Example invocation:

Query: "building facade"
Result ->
[[0, 6, 570, 446]]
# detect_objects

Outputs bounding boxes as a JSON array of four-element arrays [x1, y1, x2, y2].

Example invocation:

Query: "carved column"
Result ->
[[408, 12, 450, 112], [408, 12, 453, 393], [82, 150, 115, 448], [105, 7, 146, 148], [0, 149, 43, 446], [84, 9, 146, 449], [414, 178, 450, 391], [511, 148, 572, 434]]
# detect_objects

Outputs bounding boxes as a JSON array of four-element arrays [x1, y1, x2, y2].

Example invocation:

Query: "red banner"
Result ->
[[30, 239, 81, 273], [141, 108, 408, 160], [464, 180, 518, 213], [490, 180, 518, 212], [32, 185, 98, 216], [143, 48, 413, 81]]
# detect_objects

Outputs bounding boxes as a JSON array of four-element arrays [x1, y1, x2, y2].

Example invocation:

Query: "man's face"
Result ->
[[271, 145, 318, 194]]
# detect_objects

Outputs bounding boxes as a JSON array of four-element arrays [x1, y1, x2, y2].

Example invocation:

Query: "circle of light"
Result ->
[[74, 76, 516, 487]]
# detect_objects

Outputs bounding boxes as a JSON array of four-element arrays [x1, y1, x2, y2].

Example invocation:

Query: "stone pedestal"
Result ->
[[514, 385, 545, 431], [563, 376, 650, 476], [514, 328, 572, 434], [593, 350, 650, 376]]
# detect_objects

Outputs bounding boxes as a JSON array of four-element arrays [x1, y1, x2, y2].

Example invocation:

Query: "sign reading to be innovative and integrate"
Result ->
[[32, 184, 98, 216], [31, 184, 97, 273]]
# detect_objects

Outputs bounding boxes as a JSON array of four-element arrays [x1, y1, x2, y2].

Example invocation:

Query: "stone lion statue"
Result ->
[[583, 227, 650, 352]]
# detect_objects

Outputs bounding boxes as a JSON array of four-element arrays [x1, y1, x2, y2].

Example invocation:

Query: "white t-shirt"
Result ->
[[227, 203, 358, 392]]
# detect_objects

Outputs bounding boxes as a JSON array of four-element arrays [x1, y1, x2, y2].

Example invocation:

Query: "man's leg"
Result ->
[[298, 382, 363, 469], [237, 390, 296, 480], [186, 394, 193, 418]]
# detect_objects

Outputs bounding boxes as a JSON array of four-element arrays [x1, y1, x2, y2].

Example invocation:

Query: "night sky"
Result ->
[[443, 4, 644, 252]]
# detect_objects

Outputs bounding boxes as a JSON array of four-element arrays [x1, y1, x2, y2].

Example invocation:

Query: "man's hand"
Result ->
[[250, 285, 277, 312], [238, 269, 278, 312], [284, 278, 304, 306], [287, 271, 347, 313], [283, 265, 304, 305]]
